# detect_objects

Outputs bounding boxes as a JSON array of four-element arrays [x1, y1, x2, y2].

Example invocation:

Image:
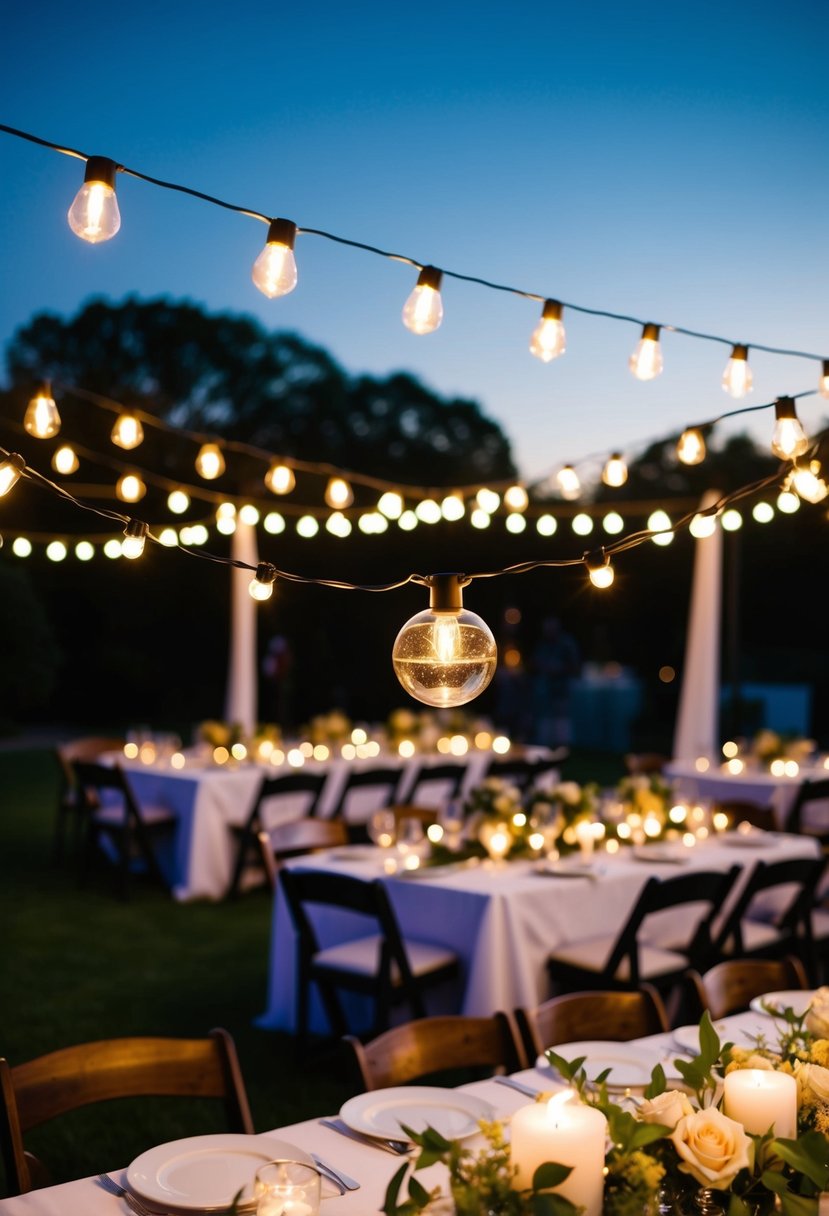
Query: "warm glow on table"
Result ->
[[510, 1090, 607, 1214]]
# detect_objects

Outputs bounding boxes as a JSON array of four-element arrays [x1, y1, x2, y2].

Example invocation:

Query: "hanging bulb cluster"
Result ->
[[529, 300, 566, 362], [67, 157, 121, 243], [252, 219, 298, 298], [392, 575, 497, 708], [402, 267, 443, 334], [24, 386, 60, 438]]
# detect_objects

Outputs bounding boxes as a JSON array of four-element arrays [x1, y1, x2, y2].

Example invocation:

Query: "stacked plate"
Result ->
[[535, 1041, 664, 1091], [339, 1086, 494, 1142]]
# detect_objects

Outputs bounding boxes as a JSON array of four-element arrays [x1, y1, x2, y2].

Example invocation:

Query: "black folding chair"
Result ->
[[226, 770, 328, 898]]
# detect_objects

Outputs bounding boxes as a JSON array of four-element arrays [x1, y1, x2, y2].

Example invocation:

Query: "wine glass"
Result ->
[[367, 809, 396, 849], [438, 800, 465, 851]]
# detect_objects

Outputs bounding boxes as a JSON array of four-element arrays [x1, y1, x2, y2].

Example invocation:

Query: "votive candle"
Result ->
[[723, 1068, 797, 1138], [511, 1091, 607, 1215]]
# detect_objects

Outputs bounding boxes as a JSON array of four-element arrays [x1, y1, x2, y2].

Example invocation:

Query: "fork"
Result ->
[[96, 1174, 159, 1216]]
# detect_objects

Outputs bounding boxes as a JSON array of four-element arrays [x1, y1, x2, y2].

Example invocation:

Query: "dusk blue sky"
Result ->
[[1, 0, 827, 482]]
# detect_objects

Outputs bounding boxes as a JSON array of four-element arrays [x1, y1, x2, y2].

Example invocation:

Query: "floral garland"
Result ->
[[751, 730, 816, 766], [383, 1003, 829, 1216]]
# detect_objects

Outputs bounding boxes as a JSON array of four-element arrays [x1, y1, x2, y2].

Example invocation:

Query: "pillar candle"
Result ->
[[723, 1068, 797, 1138], [510, 1091, 607, 1216]]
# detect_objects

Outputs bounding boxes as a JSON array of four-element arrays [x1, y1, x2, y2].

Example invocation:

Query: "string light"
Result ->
[[602, 453, 628, 487], [116, 473, 146, 503], [195, 443, 226, 480], [689, 511, 717, 538], [52, 444, 79, 475], [0, 453, 25, 496], [720, 508, 743, 531], [67, 156, 121, 243], [377, 491, 404, 519], [326, 511, 352, 538], [476, 488, 500, 513], [392, 574, 497, 708], [415, 498, 441, 524], [251, 219, 298, 298], [46, 540, 67, 561], [264, 462, 295, 495], [111, 412, 144, 450], [770, 396, 809, 460], [722, 343, 752, 398], [629, 324, 663, 380], [820, 360, 829, 399], [791, 460, 828, 503], [167, 489, 190, 514], [122, 519, 149, 559], [249, 562, 277, 601], [23, 386, 61, 438], [586, 550, 614, 588], [529, 299, 566, 362], [676, 427, 707, 466], [556, 465, 581, 501], [503, 484, 529, 512], [239, 504, 260, 526], [75, 540, 94, 561], [402, 266, 443, 335], [325, 477, 353, 509], [648, 509, 674, 546], [440, 493, 465, 521]]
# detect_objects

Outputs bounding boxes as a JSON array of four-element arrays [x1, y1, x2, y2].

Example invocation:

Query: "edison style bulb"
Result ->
[[23, 389, 60, 438], [378, 491, 404, 519], [252, 219, 298, 298], [629, 323, 663, 380], [503, 484, 529, 512], [792, 461, 828, 503], [52, 445, 79, 475], [67, 157, 121, 243], [167, 489, 190, 514], [820, 360, 829, 400], [195, 443, 226, 480], [556, 465, 581, 501], [722, 344, 753, 398], [677, 427, 706, 466], [0, 453, 25, 496], [122, 521, 148, 560], [116, 473, 146, 503], [602, 454, 628, 487], [111, 413, 144, 450], [402, 266, 443, 334], [325, 477, 353, 509], [264, 462, 296, 495], [392, 575, 496, 708], [771, 397, 808, 460], [529, 299, 566, 362]]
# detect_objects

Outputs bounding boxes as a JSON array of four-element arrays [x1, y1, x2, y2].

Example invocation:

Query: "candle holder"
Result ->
[[254, 1159, 321, 1216]]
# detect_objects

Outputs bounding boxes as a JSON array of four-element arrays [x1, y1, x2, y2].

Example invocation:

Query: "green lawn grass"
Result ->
[[0, 744, 625, 1195]]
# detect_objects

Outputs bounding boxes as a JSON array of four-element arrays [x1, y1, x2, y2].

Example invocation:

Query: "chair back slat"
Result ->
[[515, 986, 668, 1060]]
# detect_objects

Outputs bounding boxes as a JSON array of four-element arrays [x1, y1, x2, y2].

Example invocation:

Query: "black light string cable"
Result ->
[[2, 122, 828, 366]]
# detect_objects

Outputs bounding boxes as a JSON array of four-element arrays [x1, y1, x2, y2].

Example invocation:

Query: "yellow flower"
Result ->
[[670, 1107, 752, 1189]]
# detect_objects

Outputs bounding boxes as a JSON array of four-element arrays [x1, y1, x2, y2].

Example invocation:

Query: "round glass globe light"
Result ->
[[392, 607, 497, 708]]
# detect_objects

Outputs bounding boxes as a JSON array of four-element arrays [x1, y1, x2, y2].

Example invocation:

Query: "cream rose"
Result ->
[[805, 987, 829, 1038], [670, 1107, 752, 1189], [638, 1089, 694, 1130], [796, 1061, 829, 1103]]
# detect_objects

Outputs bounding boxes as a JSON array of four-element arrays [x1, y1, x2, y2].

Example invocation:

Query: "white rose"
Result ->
[[796, 1061, 829, 1103], [671, 1107, 752, 1189], [638, 1090, 694, 1130], [805, 987, 829, 1038], [556, 782, 582, 806]]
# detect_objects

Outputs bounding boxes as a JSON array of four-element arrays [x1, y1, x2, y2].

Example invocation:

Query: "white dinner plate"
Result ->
[[340, 1086, 493, 1141], [671, 1021, 730, 1055], [749, 990, 815, 1018], [127, 1133, 312, 1212], [536, 1041, 661, 1090], [717, 831, 770, 848]]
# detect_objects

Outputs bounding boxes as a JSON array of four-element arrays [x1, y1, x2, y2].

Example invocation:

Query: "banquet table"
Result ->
[[258, 830, 820, 1035], [117, 748, 557, 902], [665, 758, 829, 831], [0, 1009, 784, 1216]]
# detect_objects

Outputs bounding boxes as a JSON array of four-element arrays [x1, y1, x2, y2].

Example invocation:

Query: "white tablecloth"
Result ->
[[665, 759, 829, 830], [0, 1009, 784, 1216], [258, 831, 820, 1034], [119, 750, 556, 901]]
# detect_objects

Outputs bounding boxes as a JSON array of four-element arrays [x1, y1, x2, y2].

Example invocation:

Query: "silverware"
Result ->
[[96, 1174, 162, 1216], [320, 1116, 410, 1155], [311, 1153, 361, 1192], [494, 1075, 543, 1098]]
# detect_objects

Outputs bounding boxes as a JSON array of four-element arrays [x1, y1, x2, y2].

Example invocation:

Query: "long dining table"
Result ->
[[257, 829, 820, 1035], [0, 1008, 784, 1216], [665, 758, 829, 831]]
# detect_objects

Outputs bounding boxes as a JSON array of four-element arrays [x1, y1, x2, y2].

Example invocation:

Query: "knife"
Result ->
[[311, 1153, 361, 1192], [494, 1074, 543, 1098], [320, 1116, 411, 1155]]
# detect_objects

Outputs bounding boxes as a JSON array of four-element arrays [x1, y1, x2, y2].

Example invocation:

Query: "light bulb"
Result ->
[[12, 537, 32, 557], [249, 562, 277, 601], [648, 509, 674, 545], [402, 266, 443, 334], [820, 360, 829, 400], [792, 460, 828, 503], [238, 504, 259, 526], [111, 412, 144, 450], [689, 512, 717, 538], [75, 541, 95, 561], [441, 493, 465, 521], [586, 551, 614, 589], [0, 453, 25, 496], [529, 299, 566, 362], [264, 462, 295, 494], [67, 156, 121, 243], [46, 541, 67, 562], [325, 477, 353, 509], [392, 574, 497, 708], [195, 443, 225, 480], [167, 489, 190, 514], [629, 323, 663, 380], [23, 387, 60, 438], [116, 473, 146, 503], [252, 218, 298, 298], [52, 445, 79, 475], [556, 465, 581, 500], [476, 488, 500, 513], [602, 453, 628, 487], [378, 491, 403, 519], [677, 427, 706, 466], [122, 519, 149, 560], [503, 484, 529, 512], [722, 343, 753, 398], [771, 397, 809, 460]]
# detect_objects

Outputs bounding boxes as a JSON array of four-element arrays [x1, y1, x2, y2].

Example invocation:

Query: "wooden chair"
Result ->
[[685, 956, 809, 1020], [403, 761, 468, 806], [226, 771, 328, 898], [784, 778, 829, 844], [514, 985, 669, 1063], [256, 817, 349, 891], [343, 1012, 527, 1091], [279, 868, 458, 1039], [712, 800, 776, 833], [328, 766, 405, 823], [623, 753, 669, 776], [710, 856, 826, 979], [72, 760, 176, 899], [54, 736, 126, 859], [0, 1028, 253, 1195], [547, 866, 742, 999]]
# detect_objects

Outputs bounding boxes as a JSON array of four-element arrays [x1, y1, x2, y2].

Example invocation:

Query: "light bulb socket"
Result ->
[[774, 396, 797, 421], [585, 548, 608, 572], [730, 343, 748, 362], [541, 299, 563, 321], [3, 453, 26, 474], [416, 266, 442, 292], [266, 218, 297, 248], [124, 519, 149, 542], [822, 359, 829, 379], [427, 573, 468, 612], [641, 323, 660, 342], [84, 156, 118, 188], [254, 562, 277, 587]]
